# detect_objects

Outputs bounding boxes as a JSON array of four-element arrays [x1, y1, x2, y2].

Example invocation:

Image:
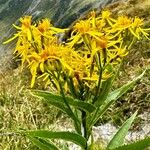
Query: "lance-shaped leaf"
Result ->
[[89, 71, 145, 127], [107, 71, 145, 102], [109, 137, 150, 150], [31, 90, 96, 113], [28, 136, 60, 150], [94, 76, 114, 106], [107, 111, 137, 149], [25, 130, 87, 149], [31, 90, 81, 134]]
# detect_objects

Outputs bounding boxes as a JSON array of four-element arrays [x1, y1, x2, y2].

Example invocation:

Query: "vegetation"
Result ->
[[1, 5, 150, 150]]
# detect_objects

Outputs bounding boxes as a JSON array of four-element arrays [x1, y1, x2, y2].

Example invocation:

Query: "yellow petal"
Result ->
[[13, 24, 22, 30], [31, 74, 36, 88], [3, 33, 20, 44], [40, 62, 45, 72], [129, 28, 140, 39], [27, 29, 32, 41]]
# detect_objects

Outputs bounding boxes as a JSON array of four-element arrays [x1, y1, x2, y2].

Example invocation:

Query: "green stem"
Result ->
[[81, 110, 88, 150], [87, 107, 99, 139], [58, 81, 81, 134], [93, 52, 103, 104], [68, 76, 78, 98], [81, 111, 87, 138], [82, 34, 92, 51], [51, 68, 81, 134]]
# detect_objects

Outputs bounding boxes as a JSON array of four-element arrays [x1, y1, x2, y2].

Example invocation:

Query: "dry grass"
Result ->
[[0, 65, 60, 149]]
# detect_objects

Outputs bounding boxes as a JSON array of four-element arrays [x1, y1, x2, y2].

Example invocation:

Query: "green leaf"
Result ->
[[94, 76, 114, 106], [28, 136, 60, 150], [107, 111, 137, 149], [31, 90, 82, 134], [107, 71, 145, 102], [90, 71, 145, 126], [31, 90, 96, 113], [109, 137, 150, 150], [25, 130, 87, 149]]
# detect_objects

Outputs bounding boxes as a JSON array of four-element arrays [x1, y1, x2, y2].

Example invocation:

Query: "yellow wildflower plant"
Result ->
[[3, 10, 150, 149], [3, 10, 150, 93]]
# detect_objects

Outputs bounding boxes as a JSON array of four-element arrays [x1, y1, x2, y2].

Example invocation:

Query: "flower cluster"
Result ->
[[4, 10, 150, 98]]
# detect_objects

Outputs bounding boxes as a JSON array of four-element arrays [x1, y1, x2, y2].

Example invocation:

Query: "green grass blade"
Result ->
[[28, 136, 60, 150], [31, 90, 96, 113], [107, 111, 137, 149], [25, 130, 87, 149], [109, 137, 150, 150]]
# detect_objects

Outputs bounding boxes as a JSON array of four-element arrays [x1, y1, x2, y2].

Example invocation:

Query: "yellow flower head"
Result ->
[[96, 37, 108, 49], [38, 19, 51, 33], [20, 16, 32, 30], [39, 49, 51, 62], [116, 46, 128, 58], [115, 16, 132, 30], [107, 45, 128, 65], [28, 44, 62, 87], [74, 20, 91, 34], [101, 10, 111, 20], [132, 17, 143, 28], [100, 10, 116, 26]]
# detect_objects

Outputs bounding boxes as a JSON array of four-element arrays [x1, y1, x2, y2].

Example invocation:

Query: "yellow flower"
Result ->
[[102, 10, 111, 19], [19, 16, 33, 41], [129, 17, 150, 39], [68, 19, 104, 48], [96, 37, 108, 49], [132, 17, 143, 28], [114, 16, 132, 30], [38, 19, 51, 33], [100, 10, 116, 26], [28, 45, 59, 87], [15, 37, 33, 68], [20, 16, 32, 30], [3, 16, 33, 44], [74, 20, 91, 34], [27, 44, 76, 87], [107, 45, 128, 65]]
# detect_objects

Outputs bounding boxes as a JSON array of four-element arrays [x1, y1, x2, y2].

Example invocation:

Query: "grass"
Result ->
[[0, 65, 61, 149]]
